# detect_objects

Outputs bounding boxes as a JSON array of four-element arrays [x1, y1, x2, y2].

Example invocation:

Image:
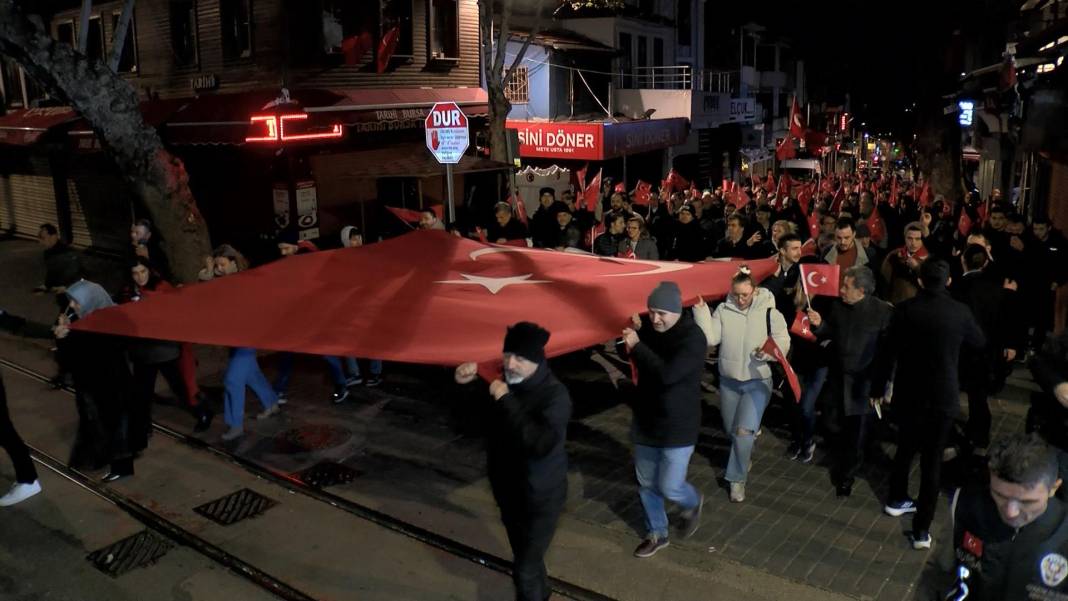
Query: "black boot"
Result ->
[[193, 407, 214, 433]]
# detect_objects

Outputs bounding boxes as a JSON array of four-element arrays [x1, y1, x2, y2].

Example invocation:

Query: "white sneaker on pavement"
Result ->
[[729, 482, 746, 503], [221, 426, 244, 441], [256, 405, 280, 420], [0, 480, 42, 506]]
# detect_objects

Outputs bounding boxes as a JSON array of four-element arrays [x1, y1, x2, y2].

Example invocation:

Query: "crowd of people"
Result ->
[[1, 169, 1066, 601]]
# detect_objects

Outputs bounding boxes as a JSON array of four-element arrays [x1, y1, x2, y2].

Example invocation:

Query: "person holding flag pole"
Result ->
[[804, 266, 894, 497]]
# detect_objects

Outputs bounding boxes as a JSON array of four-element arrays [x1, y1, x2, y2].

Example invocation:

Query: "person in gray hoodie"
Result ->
[[694, 267, 790, 502], [54, 280, 137, 481]]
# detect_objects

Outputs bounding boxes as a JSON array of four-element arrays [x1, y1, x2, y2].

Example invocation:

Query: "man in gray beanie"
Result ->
[[622, 281, 708, 558], [455, 322, 571, 601]]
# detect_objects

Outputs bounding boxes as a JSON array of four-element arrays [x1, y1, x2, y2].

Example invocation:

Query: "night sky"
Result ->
[[721, 0, 1018, 137]]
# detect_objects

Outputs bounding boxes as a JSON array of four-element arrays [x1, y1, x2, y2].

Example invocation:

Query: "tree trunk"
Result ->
[[914, 109, 962, 205], [0, 1, 211, 283]]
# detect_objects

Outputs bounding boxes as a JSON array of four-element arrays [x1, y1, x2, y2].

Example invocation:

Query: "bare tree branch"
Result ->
[[493, 0, 510, 76], [77, 0, 92, 53], [503, 0, 546, 85]]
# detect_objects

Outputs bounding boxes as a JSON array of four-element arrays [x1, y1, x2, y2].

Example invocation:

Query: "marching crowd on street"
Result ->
[[1, 169, 1067, 601]]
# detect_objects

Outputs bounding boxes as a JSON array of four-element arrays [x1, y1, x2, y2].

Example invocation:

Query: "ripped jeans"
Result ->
[[719, 376, 773, 483]]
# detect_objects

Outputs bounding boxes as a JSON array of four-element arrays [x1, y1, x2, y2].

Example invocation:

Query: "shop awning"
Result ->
[[331, 145, 510, 178], [0, 107, 80, 146], [505, 117, 690, 161]]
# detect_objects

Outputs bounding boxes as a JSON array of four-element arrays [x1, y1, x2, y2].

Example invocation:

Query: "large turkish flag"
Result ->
[[74, 231, 774, 366]]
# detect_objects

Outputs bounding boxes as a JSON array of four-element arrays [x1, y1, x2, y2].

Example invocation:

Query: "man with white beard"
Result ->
[[455, 322, 571, 601]]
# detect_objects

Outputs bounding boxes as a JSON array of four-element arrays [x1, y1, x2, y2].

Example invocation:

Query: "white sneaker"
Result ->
[[729, 482, 745, 503], [275, 392, 288, 406], [0, 481, 42, 506], [221, 426, 244, 441], [256, 404, 280, 420]]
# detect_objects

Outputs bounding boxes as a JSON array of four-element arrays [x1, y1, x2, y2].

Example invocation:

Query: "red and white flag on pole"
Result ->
[[789, 96, 806, 139], [800, 264, 840, 298], [507, 192, 528, 225], [958, 210, 973, 237], [761, 336, 801, 403], [584, 169, 602, 213], [632, 180, 653, 206], [790, 310, 817, 342]]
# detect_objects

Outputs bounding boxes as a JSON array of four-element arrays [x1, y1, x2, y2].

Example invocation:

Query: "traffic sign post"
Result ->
[[425, 102, 470, 224]]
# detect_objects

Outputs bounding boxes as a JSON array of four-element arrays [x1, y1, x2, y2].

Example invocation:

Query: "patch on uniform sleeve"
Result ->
[[1041, 553, 1068, 587], [962, 531, 983, 558]]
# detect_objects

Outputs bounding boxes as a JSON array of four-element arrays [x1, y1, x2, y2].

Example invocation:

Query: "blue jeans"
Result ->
[[795, 367, 828, 448], [719, 377, 773, 483], [634, 444, 700, 540], [273, 353, 345, 393], [223, 348, 277, 427], [344, 357, 381, 378]]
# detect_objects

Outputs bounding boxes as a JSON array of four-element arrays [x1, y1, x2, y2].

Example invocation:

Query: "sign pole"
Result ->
[[445, 163, 456, 224]]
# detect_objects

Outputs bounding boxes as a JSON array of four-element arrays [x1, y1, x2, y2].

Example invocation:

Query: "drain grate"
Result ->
[[193, 488, 276, 526], [295, 461, 362, 488], [86, 530, 173, 578]]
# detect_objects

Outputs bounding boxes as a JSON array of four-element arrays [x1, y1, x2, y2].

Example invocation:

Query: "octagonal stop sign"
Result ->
[[425, 102, 469, 164]]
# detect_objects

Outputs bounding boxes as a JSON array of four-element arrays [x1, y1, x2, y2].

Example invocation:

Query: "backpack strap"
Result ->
[[766, 307, 772, 337]]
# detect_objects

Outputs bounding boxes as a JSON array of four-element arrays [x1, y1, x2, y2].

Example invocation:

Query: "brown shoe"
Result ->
[[633, 536, 669, 558]]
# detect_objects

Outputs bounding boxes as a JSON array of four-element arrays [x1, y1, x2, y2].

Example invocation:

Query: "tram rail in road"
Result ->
[[0, 356, 617, 601]]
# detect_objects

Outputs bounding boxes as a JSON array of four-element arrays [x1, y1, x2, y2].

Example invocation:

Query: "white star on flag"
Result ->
[[435, 273, 551, 295]]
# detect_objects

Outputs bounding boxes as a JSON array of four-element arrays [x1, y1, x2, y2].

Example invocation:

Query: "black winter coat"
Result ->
[[64, 330, 135, 468], [879, 289, 985, 415], [952, 269, 1026, 378], [629, 312, 707, 447], [813, 295, 894, 416], [487, 363, 571, 507], [948, 487, 1068, 601]]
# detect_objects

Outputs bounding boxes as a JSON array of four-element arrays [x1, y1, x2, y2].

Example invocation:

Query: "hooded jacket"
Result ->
[[66, 280, 115, 316], [694, 287, 790, 382]]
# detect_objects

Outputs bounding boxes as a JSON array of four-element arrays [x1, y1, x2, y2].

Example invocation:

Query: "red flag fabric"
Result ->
[[760, 336, 801, 402], [918, 181, 932, 207], [775, 135, 796, 161], [341, 33, 374, 65], [865, 209, 886, 243], [474, 226, 489, 244], [889, 177, 899, 208], [573, 165, 588, 195], [376, 27, 400, 74], [800, 264, 840, 297], [958, 210, 973, 237], [764, 172, 776, 194], [800, 238, 818, 257], [797, 185, 814, 214], [386, 206, 421, 227], [806, 212, 820, 240], [690, 184, 701, 200], [584, 169, 602, 212], [830, 186, 844, 214], [74, 231, 777, 365], [614, 182, 626, 194], [506, 192, 528, 225], [665, 169, 689, 194], [777, 173, 792, 199], [977, 203, 988, 225], [790, 310, 817, 342], [789, 96, 806, 139], [632, 180, 652, 206], [585, 221, 605, 250]]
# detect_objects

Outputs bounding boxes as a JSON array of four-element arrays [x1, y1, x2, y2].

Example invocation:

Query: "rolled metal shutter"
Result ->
[[0, 154, 59, 239], [66, 156, 133, 252]]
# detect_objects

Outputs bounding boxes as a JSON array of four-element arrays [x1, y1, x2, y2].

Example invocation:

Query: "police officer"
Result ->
[[946, 433, 1067, 601], [455, 322, 571, 601]]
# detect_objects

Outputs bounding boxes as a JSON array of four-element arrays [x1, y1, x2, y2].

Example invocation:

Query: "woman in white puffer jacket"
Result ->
[[693, 266, 790, 503]]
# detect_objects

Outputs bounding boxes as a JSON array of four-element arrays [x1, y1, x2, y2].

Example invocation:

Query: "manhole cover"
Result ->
[[87, 530, 173, 578], [274, 423, 351, 454], [295, 461, 362, 488], [193, 488, 276, 526]]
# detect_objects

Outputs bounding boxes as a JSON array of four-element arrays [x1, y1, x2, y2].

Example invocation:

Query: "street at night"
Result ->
[[1, 1, 1067, 601]]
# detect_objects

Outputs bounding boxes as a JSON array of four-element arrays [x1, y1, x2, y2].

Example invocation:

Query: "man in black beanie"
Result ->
[[455, 321, 571, 601], [623, 281, 708, 558]]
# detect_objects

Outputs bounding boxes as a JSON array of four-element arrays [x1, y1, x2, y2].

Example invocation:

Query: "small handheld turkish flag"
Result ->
[[584, 169, 602, 213], [761, 336, 801, 403], [632, 180, 652, 206], [614, 182, 626, 194], [800, 264, 840, 298], [958, 210, 973, 237], [790, 310, 817, 342], [800, 238, 818, 257]]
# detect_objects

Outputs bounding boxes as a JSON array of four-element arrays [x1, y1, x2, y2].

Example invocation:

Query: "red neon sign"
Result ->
[[245, 113, 343, 143]]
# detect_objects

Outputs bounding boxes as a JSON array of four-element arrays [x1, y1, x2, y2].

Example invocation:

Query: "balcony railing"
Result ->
[[615, 65, 744, 95]]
